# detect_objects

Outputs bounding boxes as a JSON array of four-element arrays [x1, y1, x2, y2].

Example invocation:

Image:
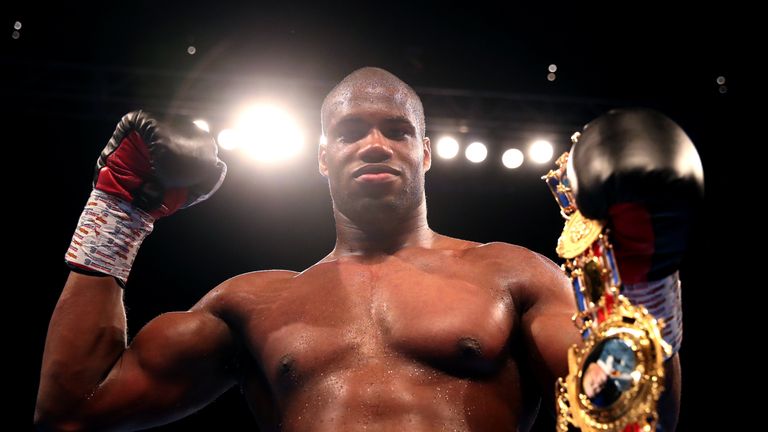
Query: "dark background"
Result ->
[[8, 2, 736, 430]]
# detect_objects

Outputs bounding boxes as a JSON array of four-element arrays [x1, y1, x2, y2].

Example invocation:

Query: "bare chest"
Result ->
[[239, 254, 517, 387]]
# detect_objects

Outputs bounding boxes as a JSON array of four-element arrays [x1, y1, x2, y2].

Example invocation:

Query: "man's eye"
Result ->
[[384, 128, 409, 140], [336, 126, 368, 143]]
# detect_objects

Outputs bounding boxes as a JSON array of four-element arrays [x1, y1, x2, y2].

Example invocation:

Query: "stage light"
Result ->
[[716, 76, 727, 94], [502, 148, 524, 169], [193, 119, 210, 132], [217, 129, 240, 150], [529, 140, 554, 164], [465, 142, 487, 163], [187, 46, 197, 55], [436, 136, 459, 159], [236, 104, 304, 162], [548, 64, 557, 73]]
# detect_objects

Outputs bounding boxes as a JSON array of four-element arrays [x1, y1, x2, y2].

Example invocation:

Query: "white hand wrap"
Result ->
[[65, 189, 155, 287], [623, 271, 683, 357]]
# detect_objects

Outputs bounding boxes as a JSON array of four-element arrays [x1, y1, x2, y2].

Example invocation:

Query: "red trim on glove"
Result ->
[[149, 187, 189, 219], [608, 203, 654, 284], [94, 131, 152, 202]]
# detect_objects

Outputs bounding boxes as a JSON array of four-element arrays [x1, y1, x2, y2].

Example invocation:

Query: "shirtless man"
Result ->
[[35, 67, 687, 431]]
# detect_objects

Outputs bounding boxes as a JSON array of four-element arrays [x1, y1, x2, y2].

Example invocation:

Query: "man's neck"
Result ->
[[329, 204, 435, 259]]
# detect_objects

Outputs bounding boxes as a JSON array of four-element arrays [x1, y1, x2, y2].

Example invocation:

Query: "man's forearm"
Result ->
[[35, 272, 128, 423]]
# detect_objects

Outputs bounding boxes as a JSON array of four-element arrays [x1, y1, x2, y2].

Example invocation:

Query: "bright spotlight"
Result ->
[[436, 136, 459, 159], [529, 140, 554, 164], [502, 148, 524, 169], [217, 129, 240, 150], [193, 119, 210, 132], [465, 142, 487, 163], [319, 134, 327, 145], [236, 104, 304, 162]]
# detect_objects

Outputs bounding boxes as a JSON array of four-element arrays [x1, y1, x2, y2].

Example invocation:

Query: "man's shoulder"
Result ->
[[471, 241, 533, 255], [489, 241, 560, 267], [434, 234, 531, 255], [457, 240, 565, 285], [460, 239, 545, 263], [428, 231, 562, 270], [218, 269, 297, 294], [194, 270, 297, 312], [228, 269, 298, 284]]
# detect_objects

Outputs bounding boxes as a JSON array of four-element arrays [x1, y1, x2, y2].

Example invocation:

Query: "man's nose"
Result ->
[[358, 128, 393, 162]]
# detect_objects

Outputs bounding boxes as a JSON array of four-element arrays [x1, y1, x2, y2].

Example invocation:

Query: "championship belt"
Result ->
[[543, 134, 672, 432]]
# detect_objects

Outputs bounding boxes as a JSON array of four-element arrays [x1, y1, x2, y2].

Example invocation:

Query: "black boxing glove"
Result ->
[[94, 110, 226, 218], [568, 108, 704, 284], [567, 108, 704, 354], [65, 110, 227, 286]]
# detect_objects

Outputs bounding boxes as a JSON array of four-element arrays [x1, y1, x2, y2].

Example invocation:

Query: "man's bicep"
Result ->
[[80, 303, 238, 429], [520, 254, 581, 399], [523, 306, 580, 389]]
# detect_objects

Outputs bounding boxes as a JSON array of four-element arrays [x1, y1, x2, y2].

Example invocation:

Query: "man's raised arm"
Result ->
[[35, 111, 232, 430], [35, 273, 239, 431]]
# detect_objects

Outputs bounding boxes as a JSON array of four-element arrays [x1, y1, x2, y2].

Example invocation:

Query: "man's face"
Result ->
[[319, 84, 431, 225]]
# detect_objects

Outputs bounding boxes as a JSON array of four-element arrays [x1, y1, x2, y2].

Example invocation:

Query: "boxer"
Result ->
[[35, 67, 700, 431]]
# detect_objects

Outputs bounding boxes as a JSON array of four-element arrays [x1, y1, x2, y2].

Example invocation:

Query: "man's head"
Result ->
[[319, 67, 431, 228]]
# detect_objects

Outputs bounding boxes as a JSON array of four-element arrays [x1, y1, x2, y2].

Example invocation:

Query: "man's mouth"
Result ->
[[352, 164, 401, 183]]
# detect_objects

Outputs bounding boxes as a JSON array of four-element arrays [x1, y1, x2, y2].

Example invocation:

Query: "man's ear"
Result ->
[[318, 142, 329, 177], [422, 136, 432, 172]]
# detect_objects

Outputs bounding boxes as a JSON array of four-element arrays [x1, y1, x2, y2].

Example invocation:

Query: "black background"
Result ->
[[8, 2, 737, 430]]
